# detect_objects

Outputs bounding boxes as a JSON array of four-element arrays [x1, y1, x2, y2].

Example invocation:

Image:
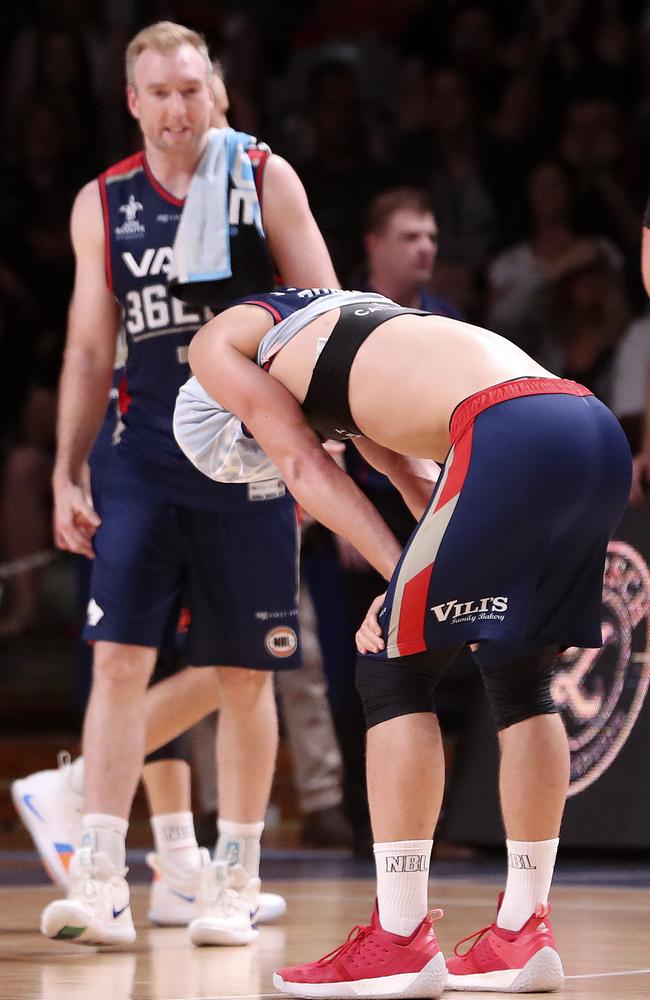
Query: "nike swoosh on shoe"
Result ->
[[169, 890, 196, 904], [24, 795, 46, 822]]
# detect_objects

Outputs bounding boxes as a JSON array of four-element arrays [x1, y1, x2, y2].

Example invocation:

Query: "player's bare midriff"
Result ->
[[266, 309, 557, 462]]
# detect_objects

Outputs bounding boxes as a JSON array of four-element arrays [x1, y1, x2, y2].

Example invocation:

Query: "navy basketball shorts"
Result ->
[[83, 487, 301, 670], [376, 378, 632, 659]]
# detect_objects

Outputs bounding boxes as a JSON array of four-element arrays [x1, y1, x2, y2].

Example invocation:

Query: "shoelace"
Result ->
[[70, 863, 111, 905], [316, 924, 373, 966], [206, 863, 244, 915], [316, 909, 443, 967], [453, 922, 492, 958], [453, 902, 549, 958]]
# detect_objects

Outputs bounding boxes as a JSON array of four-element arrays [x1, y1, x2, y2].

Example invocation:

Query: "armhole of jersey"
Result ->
[[251, 149, 270, 213], [250, 150, 283, 285], [240, 298, 283, 324], [98, 174, 113, 292]]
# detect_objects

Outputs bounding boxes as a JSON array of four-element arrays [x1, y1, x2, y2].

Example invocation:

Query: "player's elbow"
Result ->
[[280, 445, 326, 497]]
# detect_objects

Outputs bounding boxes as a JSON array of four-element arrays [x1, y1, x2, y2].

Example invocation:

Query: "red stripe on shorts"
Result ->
[[396, 561, 434, 656], [435, 422, 475, 512]]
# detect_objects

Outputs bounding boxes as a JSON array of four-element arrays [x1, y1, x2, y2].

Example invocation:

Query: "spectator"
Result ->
[[488, 158, 623, 354], [297, 58, 393, 284], [399, 66, 526, 269], [538, 242, 630, 402]]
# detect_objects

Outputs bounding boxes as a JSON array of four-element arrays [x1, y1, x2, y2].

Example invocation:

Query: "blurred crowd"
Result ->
[[1, 0, 649, 820]]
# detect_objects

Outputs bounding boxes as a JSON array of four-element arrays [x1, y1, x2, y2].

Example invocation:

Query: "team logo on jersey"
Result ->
[[115, 195, 145, 238], [264, 626, 298, 658], [552, 540, 650, 796]]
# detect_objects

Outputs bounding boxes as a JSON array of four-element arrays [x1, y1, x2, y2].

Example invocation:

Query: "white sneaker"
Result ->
[[147, 849, 286, 927], [41, 848, 136, 946], [12, 751, 83, 889], [258, 890, 287, 924], [188, 860, 260, 946], [147, 848, 209, 927]]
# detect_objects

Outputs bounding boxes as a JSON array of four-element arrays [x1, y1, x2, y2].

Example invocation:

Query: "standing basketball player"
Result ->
[[39, 22, 337, 948]]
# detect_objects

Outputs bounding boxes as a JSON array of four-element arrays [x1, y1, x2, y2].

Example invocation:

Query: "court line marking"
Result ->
[[566, 968, 650, 979]]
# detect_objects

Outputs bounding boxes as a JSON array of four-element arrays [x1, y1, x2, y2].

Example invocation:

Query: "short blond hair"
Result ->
[[125, 21, 212, 88]]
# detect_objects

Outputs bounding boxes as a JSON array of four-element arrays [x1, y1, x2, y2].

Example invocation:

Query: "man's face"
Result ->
[[368, 209, 438, 284], [127, 44, 214, 155]]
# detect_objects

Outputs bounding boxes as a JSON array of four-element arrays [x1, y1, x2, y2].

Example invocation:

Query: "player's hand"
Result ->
[[356, 592, 386, 654], [53, 477, 101, 558], [629, 451, 650, 508]]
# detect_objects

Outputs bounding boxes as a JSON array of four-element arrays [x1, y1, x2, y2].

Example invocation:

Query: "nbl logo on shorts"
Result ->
[[264, 626, 298, 658], [552, 541, 650, 796]]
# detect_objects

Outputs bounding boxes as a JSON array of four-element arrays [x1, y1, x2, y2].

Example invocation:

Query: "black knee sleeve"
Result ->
[[145, 732, 190, 765], [355, 646, 461, 730], [474, 643, 559, 730]]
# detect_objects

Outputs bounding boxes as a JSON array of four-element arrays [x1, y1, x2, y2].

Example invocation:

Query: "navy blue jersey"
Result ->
[[99, 148, 272, 506], [232, 286, 345, 322]]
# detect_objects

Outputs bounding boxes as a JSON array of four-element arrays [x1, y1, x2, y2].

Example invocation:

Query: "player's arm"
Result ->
[[353, 438, 440, 520], [188, 312, 402, 580], [53, 180, 121, 556], [260, 155, 339, 287]]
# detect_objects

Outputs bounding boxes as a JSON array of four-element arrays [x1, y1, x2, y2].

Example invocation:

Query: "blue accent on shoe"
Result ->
[[55, 842, 74, 855], [113, 904, 129, 919], [23, 795, 45, 822], [169, 890, 196, 904]]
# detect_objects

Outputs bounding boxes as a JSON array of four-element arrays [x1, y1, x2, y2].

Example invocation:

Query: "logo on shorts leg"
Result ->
[[86, 598, 104, 627], [264, 626, 298, 658], [551, 541, 650, 796], [430, 595, 508, 624]]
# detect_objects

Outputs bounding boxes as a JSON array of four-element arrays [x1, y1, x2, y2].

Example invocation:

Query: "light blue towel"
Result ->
[[169, 127, 269, 287]]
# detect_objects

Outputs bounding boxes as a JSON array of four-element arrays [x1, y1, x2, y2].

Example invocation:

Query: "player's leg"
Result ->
[[275, 646, 458, 999], [445, 642, 566, 992], [141, 627, 205, 921], [40, 488, 184, 946], [144, 664, 221, 751], [183, 497, 299, 946], [12, 661, 223, 890], [445, 392, 632, 993], [39, 639, 156, 946]]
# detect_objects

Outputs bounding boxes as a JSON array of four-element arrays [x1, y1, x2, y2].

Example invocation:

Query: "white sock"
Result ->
[[151, 811, 202, 872], [497, 838, 559, 931], [82, 813, 128, 870], [374, 839, 433, 937], [67, 756, 85, 799], [215, 819, 264, 880]]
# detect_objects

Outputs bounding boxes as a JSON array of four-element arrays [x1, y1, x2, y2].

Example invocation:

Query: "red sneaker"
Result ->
[[273, 902, 447, 998], [446, 896, 564, 993]]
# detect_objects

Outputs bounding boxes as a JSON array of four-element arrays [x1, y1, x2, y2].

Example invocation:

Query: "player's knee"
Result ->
[[476, 644, 559, 730], [216, 665, 273, 708], [355, 656, 438, 730], [93, 642, 156, 689]]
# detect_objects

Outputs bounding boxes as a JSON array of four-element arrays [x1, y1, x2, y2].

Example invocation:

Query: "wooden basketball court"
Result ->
[[0, 876, 648, 999]]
